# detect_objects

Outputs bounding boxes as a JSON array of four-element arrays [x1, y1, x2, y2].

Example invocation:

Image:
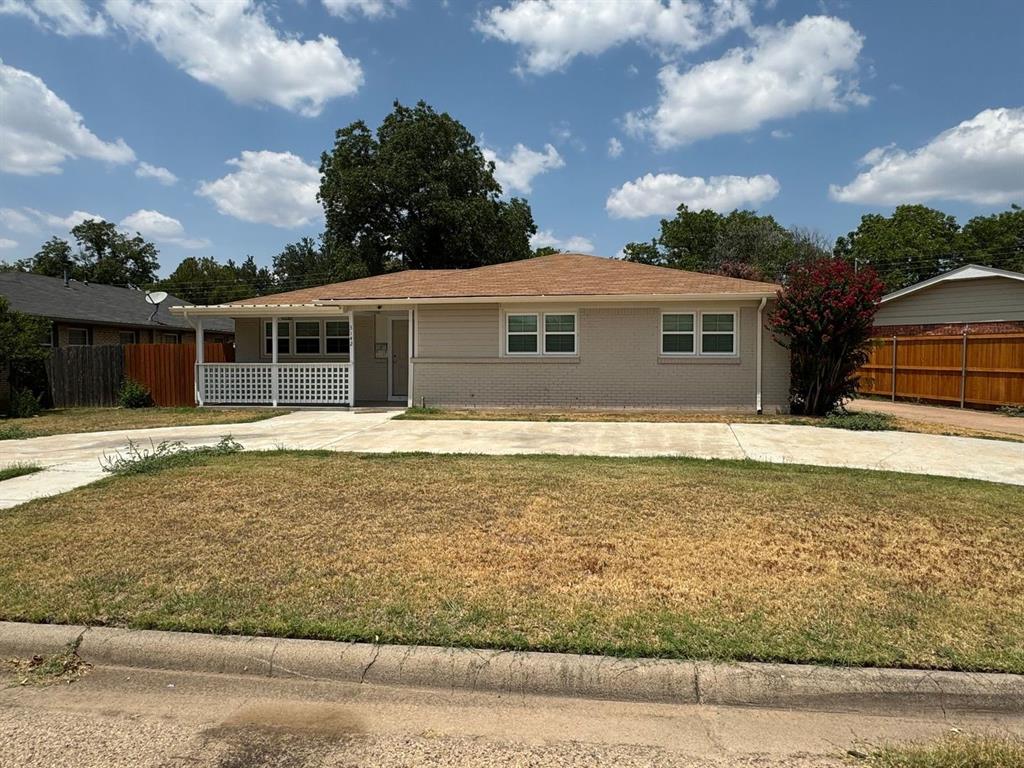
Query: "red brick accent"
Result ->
[[872, 321, 1024, 337]]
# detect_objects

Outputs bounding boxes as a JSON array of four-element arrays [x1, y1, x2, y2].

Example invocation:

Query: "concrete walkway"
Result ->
[[1, 410, 1021, 508], [851, 397, 1024, 437]]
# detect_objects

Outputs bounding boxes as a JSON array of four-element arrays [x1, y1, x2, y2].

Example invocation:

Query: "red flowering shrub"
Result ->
[[768, 259, 884, 416]]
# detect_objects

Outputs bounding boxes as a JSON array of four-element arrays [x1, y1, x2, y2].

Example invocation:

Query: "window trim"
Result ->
[[505, 312, 540, 356], [542, 312, 577, 356], [261, 318, 351, 359], [660, 312, 696, 357], [324, 319, 351, 356], [158, 332, 181, 344], [292, 320, 322, 356], [119, 330, 138, 345], [67, 327, 90, 347], [699, 311, 738, 357]]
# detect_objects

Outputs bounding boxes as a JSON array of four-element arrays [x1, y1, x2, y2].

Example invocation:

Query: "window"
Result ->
[[67, 327, 89, 346], [544, 313, 576, 354], [38, 324, 55, 347], [701, 313, 736, 355], [506, 313, 538, 354], [264, 321, 291, 355], [119, 330, 137, 345], [661, 313, 695, 355], [325, 320, 350, 354], [294, 321, 321, 354], [159, 332, 180, 344]]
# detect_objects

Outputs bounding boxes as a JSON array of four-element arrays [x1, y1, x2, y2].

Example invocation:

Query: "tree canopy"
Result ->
[[318, 100, 537, 278], [15, 220, 160, 286], [156, 255, 274, 306]]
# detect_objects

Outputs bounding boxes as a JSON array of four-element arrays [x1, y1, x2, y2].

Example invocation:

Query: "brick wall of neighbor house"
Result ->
[[52, 322, 206, 346], [873, 320, 1024, 337], [412, 302, 790, 411]]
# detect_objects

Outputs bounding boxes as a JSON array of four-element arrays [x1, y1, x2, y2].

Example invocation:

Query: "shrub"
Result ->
[[0, 423, 30, 440], [118, 378, 152, 409], [997, 404, 1024, 417], [8, 387, 42, 418], [824, 410, 893, 431], [100, 436, 243, 475], [768, 258, 884, 416]]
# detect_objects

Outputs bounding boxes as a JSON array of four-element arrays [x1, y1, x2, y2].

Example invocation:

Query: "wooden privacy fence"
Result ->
[[46, 345, 124, 407], [125, 343, 234, 407], [858, 333, 1024, 408]]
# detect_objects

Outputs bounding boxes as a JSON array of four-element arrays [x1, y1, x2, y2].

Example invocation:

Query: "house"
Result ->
[[873, 264, 1024, 337], [171, 253, 790, 412], [0, 271, 234, 346]]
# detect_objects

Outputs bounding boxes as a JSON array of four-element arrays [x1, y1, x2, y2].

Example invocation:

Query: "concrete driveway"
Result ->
[[1, 410, 1022, 508], [851, 397, 1024, 438]]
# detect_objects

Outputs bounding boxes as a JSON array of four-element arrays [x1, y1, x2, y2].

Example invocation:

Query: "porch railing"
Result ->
[[197, 363, 352, 406]]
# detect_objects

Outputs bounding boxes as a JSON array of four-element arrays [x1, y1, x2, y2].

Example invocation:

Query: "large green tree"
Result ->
[[17, 220, 160, 286], [833, 205, 962, 292], [157, 255, 274, 305], [318, 100, 537, 277], [957, 204, 1024, 273]]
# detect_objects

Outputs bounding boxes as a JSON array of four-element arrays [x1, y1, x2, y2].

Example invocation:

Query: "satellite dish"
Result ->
[[145, 291, 168, 321]]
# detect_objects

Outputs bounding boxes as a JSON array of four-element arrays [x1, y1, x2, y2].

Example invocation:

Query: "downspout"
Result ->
[[755, 297, 766, 415]]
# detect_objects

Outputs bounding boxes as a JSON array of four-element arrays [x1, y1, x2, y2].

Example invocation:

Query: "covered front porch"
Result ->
[[186, 307, 414, 408]]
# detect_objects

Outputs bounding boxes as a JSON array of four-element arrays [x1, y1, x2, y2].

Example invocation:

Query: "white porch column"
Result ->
[[407, 308, 414, 407], [271, 317, 279, 407], [195, 317, 204, 407], [348, 310, 355, 407]]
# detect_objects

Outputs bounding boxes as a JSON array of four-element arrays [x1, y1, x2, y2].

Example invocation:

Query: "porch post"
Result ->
[[271, 317, 279, 407], [348, 310, 355, 407], [407, 308, 414, 407], [195, 317, 204, 407]]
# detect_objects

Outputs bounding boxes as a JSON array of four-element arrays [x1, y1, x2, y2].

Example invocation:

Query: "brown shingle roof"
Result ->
[[223, 253, 780, 306]]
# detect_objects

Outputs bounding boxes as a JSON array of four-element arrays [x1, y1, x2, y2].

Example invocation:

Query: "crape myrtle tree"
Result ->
[[768, 258, 884, 416], [318, 100, 537, 279]]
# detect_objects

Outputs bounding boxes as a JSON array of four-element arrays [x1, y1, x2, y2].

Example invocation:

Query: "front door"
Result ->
[[390, 318, 408, 400]]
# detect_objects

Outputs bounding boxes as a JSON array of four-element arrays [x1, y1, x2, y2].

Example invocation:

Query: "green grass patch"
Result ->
[[0, 463, 43, 482], [0, 452, 1021, 673], [0, 407, 286, 440], [859, 733, 1024, 768]]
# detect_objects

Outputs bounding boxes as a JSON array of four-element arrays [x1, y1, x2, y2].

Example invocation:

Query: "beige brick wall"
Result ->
[[412, 303, 790, 412]]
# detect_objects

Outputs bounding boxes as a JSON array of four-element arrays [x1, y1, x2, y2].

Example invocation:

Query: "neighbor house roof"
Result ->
[[881, 264, 1024, 303], [189, 253, 781, 309], [0, 271, 234, 333]]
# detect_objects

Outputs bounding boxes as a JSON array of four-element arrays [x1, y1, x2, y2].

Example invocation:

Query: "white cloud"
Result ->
[[625, 16, 867, 148], [477, 0, 754, 75], [321, 0, 406, 19], [0, 207, 37, 233], [197, 150, 322, 228], [0, 60, 135, 175], [770, 129, 792, 139], [606, 172, 780, 218], [531, 229, 595, 253], [29, 208, 107, 229], [0, 237, 17, 249], [135, 161, 178, 186], [607, 137, 624, 158], [0, 0, 108, 36], [104, 0, 363, 117], [120, 209, 209, 248], [829, 107, 1024, 206], [482, 143, 564, 194]]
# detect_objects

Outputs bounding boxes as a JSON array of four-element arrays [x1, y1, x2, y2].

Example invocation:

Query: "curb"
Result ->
[[2, 621, 1022, 714]]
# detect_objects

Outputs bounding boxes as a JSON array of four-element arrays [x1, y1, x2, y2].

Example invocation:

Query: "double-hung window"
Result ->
[[701, 313, 736, 355], [661, 313, 695, 355], [67, 327, 90, 346], [325, 320, 350, 354], [264, 321, 291, 355], [506, 313, 539, 354], [543, 313, 576, 354], [294, 321, 321, 354]]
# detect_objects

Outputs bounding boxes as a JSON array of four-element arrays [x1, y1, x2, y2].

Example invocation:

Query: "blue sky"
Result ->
[[1, 0, 1022, 278]]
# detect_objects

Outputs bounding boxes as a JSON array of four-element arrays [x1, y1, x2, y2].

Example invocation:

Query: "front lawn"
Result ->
[[0, 407, 286, 439], [1, 452, 1021, 673]]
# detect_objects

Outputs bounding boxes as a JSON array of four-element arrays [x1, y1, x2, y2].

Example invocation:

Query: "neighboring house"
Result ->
[[172, 253, 789, 412], [0, 271, 234, 347], [873, 264, 1024, 336]]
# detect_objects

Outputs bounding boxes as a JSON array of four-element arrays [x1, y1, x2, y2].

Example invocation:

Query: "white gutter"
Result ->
[[755, 296, 766, 414]]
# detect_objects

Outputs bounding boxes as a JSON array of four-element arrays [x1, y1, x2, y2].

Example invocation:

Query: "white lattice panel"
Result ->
[[277, 364, 351, 404], [200, 364, 272, 404]]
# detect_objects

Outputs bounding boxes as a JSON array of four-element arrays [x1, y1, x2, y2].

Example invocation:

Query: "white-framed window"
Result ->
[[506, 313, 539, 354], [543, 313, 576, 354], [264, 320, 291, 355], [294, 320, 321, 355], [38, 324, 55, 347], [325, 320, 350, 354], [67, 327, 90, 346], [701, 312, 736, 355], [661, 313, 695, 355], [119, 330, 138, 345], [159, 332, 181, 344]]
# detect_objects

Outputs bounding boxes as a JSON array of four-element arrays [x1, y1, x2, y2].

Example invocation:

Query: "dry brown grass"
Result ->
[[1, 452, 1021, 671], [0, 407, 285, 439]]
